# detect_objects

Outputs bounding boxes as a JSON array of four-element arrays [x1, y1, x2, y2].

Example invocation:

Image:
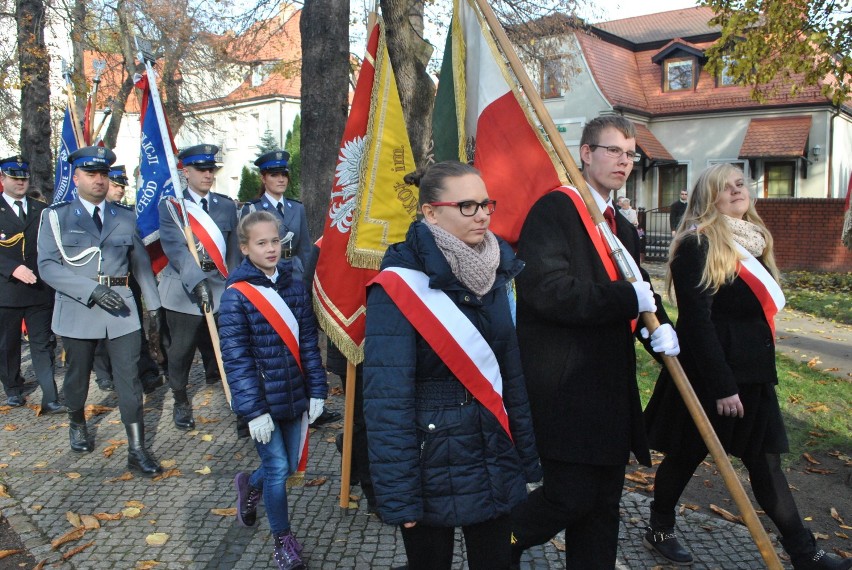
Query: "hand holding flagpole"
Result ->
[[466, 1, 782, 567], [134, 36, 231, 405]]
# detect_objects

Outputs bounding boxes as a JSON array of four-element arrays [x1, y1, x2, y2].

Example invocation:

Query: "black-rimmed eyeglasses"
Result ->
[[588, 144, 637, 161], [428, 199, 497, 216]]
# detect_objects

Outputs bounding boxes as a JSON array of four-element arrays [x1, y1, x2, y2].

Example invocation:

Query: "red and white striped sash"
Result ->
[[168, 197, 229, 277], [734, 243, 786, 338], [555, 186, 642, 330], [369, 267, 512, 440], [229, 281, 309, 472]]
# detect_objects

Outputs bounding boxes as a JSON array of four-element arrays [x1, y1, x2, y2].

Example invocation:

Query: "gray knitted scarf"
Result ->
[[424, 221, 500, 297]]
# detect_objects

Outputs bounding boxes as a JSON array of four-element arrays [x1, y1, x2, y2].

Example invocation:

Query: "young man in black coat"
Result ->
[[510, 116, 679, 569]]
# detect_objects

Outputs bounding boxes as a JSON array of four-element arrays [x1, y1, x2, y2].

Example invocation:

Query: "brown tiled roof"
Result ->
[[738, 116, 812, 158], [594, 6, 719, 44], [82, 51, 141, 114], [633, 123, 674, 161], [576, 31, 832, 116]]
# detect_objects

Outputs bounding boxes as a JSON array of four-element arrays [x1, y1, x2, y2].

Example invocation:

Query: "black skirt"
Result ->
[[645, 372, 789, 459]]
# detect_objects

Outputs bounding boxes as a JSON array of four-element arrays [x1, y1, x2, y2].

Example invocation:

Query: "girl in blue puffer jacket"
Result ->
[[218, 211, 328, 570]]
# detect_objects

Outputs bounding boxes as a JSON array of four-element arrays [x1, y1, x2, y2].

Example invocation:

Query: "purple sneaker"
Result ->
[[234, 472, 262, 527], [273, 531, 305, 570]]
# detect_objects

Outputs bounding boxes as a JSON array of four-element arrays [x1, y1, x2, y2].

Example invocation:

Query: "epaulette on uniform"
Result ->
[[211, 191, 235, 202], [48, 201, 72, 210], [287, 198, 302, 204], [112, 202, 134, 210], [247, 197, 263, 205]]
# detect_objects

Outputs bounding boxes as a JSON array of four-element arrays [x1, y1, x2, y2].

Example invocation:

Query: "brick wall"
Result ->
[[756, 199, 852, 272]]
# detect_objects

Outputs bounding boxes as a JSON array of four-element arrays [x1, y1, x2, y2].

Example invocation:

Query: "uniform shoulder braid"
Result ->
[[210, 191, 235, 203], [48, 200, 73, 210], [111, 202, 134, 211]]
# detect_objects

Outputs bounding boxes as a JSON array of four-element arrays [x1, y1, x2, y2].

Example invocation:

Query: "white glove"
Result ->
[[308, 398, 324, 424], [631, 280, 657, 314], [248, 413, 275, 445], [641, 323, 680, 356]]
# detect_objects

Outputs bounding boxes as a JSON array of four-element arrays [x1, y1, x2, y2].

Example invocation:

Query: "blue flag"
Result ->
[[135, 73, 177, 273], [53, 106, 78, 203]]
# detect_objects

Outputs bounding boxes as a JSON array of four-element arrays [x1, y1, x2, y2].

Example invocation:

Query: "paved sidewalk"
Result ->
[[2, 348, 791, 570]]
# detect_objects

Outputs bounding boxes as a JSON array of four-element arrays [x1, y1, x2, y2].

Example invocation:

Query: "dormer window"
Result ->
[[664, 58, 694, 91]]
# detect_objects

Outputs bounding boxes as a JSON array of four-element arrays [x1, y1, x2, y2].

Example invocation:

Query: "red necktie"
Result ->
[[604, 206, 617, 233]]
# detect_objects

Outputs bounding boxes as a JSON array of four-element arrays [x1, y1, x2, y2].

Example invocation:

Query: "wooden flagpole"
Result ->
[[339, 7, 381, 510], [467, 1, 783, 567], [135, 37, 231, 405]]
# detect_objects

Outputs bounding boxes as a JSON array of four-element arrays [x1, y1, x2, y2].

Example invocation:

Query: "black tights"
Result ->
[[653, 449, 810, 550]]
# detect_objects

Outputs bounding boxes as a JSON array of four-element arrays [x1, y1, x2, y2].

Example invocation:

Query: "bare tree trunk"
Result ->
[[380, 0, 434, 166], [103, 0, 140, 149], [300, 0, 350, 241], [16, 0, 52, 195]]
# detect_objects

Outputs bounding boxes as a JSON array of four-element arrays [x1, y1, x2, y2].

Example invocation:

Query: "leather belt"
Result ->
[[199, 259, 217, 272], [97, 274, 130, 287]]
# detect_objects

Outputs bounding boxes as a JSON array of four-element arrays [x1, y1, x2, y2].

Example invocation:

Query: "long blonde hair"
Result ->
[[666, 163, 779, 296]]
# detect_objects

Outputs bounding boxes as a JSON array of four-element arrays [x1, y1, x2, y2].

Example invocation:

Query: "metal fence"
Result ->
[[638, 206, 672, 262]]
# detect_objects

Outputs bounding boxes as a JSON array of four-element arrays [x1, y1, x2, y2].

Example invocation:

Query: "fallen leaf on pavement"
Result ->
[[51, 527, 86, 549], [34, 461, 48, 468], [160, 459, 176, 468], [94, 512, 122, 521], [32, 505, 43, 511], [831, 508, 845, 525], [814, 532, 830, 540], [122, 507, 142, 519], [3, 424, 19, 431], [803, 453, 821, 465], [678, 504, 701, 514], [126, 500, 145, 508], [106, 472, 134, 483], [305, 477, 328, 487], [66, 472, 81, 479], [710, 504, 744, 526], [103, 445, 119, 458], [550, 537, 565, 551], [0, 484, 10, 498], [146, 533, 169, 546], [833, 548, 851, 559], [152, 468, 181, 482], [806, 357, 821, 368], [837, 532, 849, 539], [196, 416, 219, 424], [0, 550, 23, 560], [80, 515, 100, 529], [194, 466, 211, 475], [136, 561, 161, 569], [66, 511, 82, 528], [0, 463, 8, 469], [805, 467, 835, 475], [211, 508, 236, 516], [84, 404, 114, 419], [625, 472, 650, 484], [200, 434, 213, 442], [62, 541, 94, 560]]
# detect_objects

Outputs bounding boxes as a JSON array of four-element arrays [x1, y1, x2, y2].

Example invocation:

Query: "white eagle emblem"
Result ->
[[329, 136, 365, 233]]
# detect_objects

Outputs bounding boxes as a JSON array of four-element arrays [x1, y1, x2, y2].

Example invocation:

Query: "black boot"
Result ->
[[172, 390, 195, 430], [643, 504, 694, 566], [783, 529, 852, 570], [68, 409, 93, 453], [125, 422, 163, 476]]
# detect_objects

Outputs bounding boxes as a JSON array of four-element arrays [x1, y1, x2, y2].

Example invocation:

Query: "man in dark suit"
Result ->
[[510, 116, 679, 569], [670, 189, 688, 236], [0, 156, 62, 412], [157, 144, 241, 430], [37, 146, 162, 475]]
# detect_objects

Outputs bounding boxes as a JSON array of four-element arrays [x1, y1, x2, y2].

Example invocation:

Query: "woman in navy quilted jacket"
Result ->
[[364, 161, 541, 570], [218, 211, 327, 570]]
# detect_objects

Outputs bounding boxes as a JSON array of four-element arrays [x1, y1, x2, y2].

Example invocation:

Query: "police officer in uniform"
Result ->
[[241, 150, 311, 280], [92, 164, 166, 394], [37, 146, 163, 475], [157, 144, 240, 430], [0, 156, 62, 412]]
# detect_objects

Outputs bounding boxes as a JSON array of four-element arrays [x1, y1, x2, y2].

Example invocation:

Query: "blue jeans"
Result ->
[[249, 416, 303, 534]]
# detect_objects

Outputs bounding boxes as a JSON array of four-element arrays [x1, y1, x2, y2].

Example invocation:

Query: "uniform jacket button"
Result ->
[[428, 423, 436, 431]]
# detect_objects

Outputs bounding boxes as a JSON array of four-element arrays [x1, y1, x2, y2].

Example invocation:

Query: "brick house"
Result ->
[[539, 6, 851, 270]]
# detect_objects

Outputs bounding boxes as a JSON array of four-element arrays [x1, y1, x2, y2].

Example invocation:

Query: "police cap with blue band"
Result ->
[[178, 144, 219, 169], [67, 146, 116, 173], [109, 165, 129, 187], [254, 150, 290, 174], [0, 155, 30, 179]]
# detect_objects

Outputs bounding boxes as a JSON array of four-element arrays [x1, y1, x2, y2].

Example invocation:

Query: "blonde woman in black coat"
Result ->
[[643, 164, 851, 570]]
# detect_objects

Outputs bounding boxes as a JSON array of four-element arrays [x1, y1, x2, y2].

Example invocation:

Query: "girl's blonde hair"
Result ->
[[667, 163, 779, 296], [237, 210, 280, 245]]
